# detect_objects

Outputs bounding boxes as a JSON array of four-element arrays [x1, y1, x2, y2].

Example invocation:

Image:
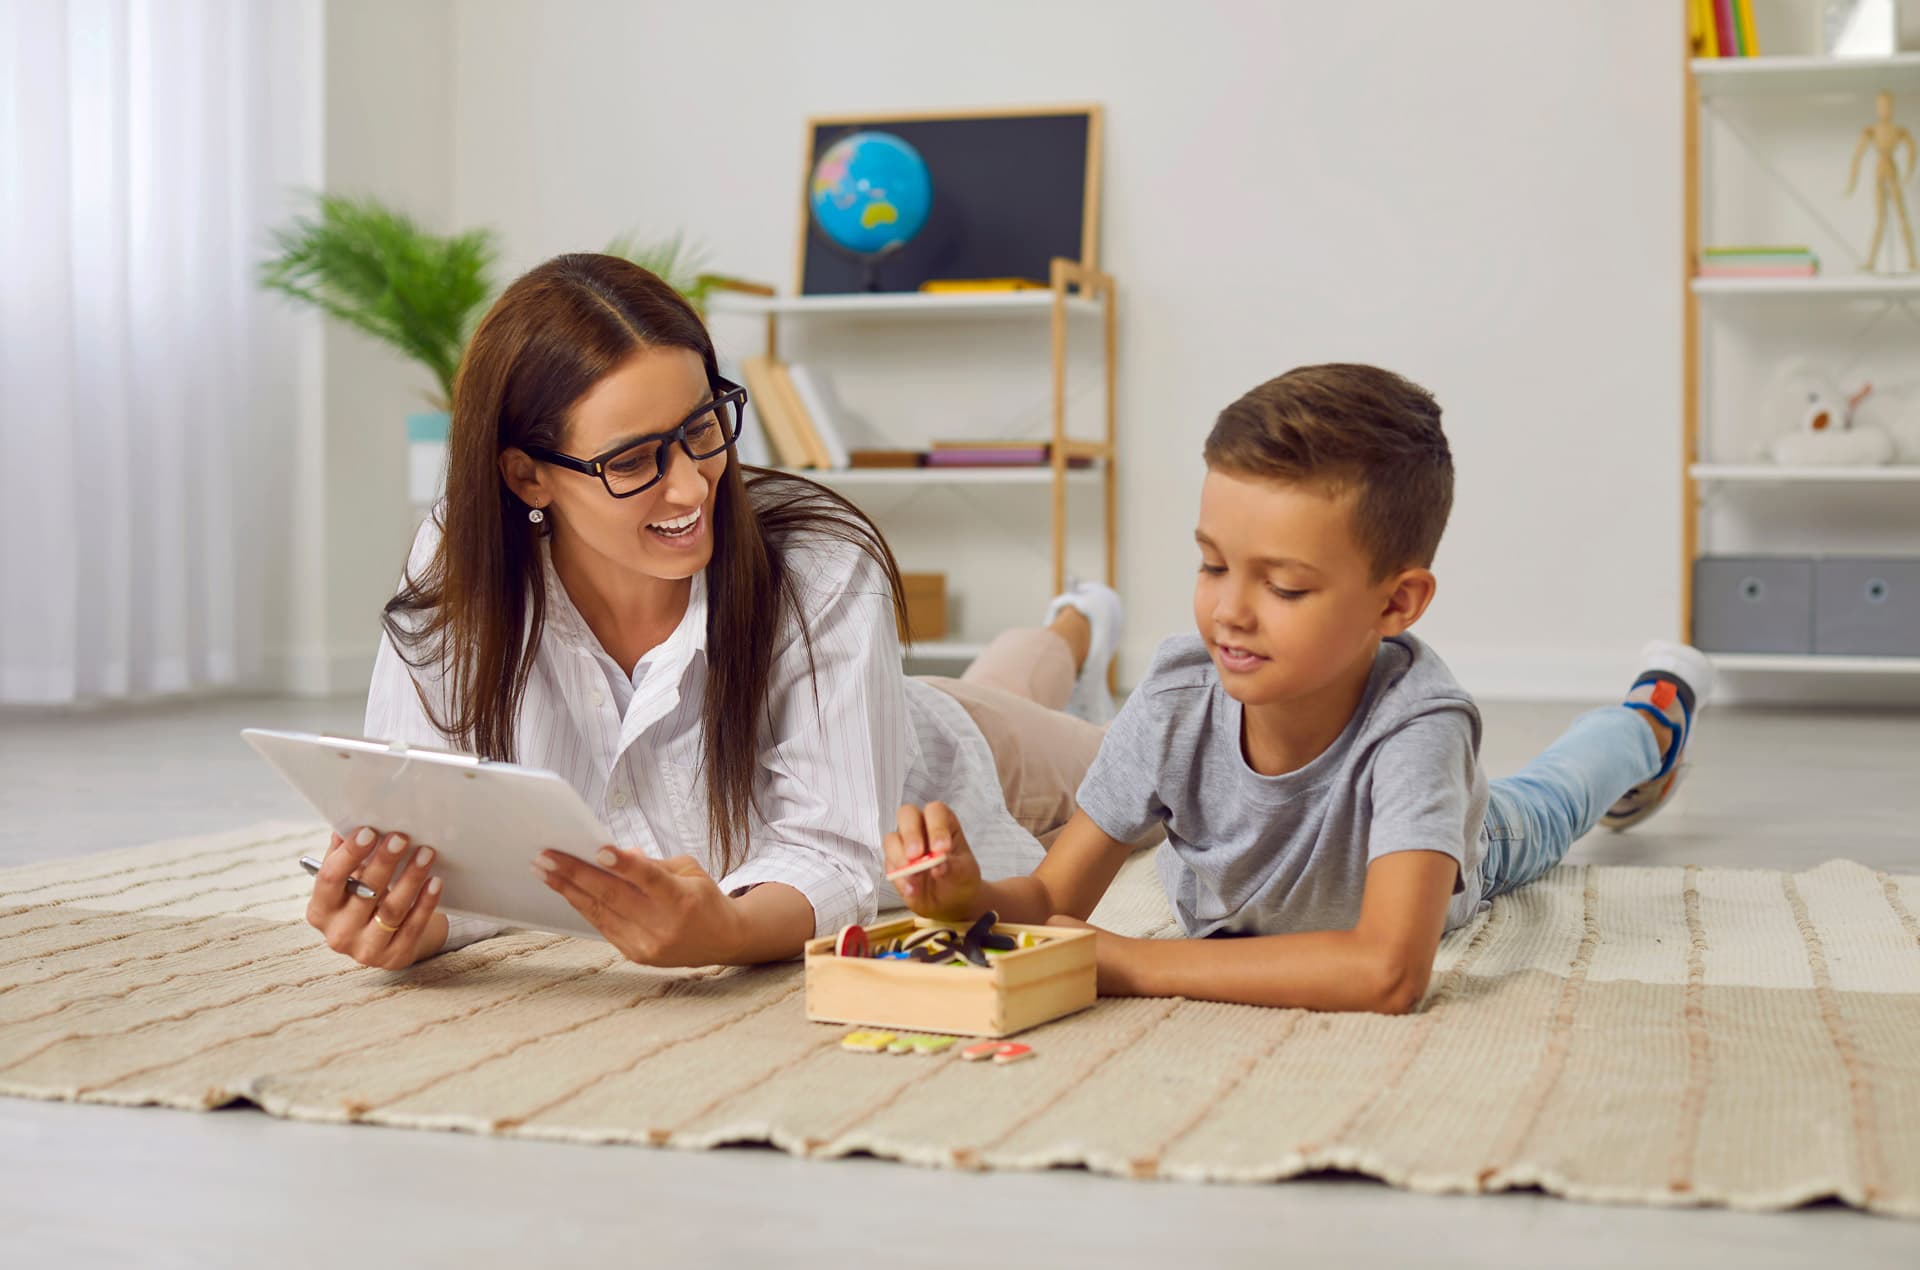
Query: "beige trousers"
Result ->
[[919, 628, 1107, 846]]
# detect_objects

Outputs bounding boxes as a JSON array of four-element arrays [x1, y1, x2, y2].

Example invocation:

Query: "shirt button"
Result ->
[[611, 789, 629, 809], [592, 689, 606, 707]]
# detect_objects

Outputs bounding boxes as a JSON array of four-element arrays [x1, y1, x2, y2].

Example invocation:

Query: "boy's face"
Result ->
[[1192, 468, 1430, 709]]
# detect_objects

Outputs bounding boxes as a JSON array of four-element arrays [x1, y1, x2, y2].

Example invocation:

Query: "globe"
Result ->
[[809, 131, 932, 260]]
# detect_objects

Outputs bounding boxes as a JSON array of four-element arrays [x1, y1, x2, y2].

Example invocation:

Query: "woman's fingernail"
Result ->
[[386, 834, 409, 855], [596, 848, 619, 868], [427, 877, 442, 895], [415, 847, 435, 868], [532, 854, 556, 872], [354, 828, 376, 847], [933, 838, 949, 853]]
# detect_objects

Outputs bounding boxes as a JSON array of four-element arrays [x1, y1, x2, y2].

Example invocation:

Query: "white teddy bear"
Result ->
[[1766, 364, 1899, 466]]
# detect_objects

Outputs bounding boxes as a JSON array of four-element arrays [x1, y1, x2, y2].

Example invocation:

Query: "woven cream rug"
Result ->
[[2, 822, 1916, 1215]]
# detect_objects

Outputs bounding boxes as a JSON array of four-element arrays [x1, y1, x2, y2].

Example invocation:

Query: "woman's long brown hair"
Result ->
[[384, 253, 906, 874]]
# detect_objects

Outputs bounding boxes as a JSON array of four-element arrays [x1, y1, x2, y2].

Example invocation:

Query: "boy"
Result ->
[[883, 364, 1711, 1014]]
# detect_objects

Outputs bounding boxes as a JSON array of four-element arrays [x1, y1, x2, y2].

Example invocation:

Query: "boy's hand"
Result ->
[[883, 801, 981, 921]]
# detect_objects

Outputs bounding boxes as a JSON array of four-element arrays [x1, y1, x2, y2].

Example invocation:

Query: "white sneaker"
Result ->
[[1044, 578, 1122, 724], [1601, 640, 1715, 832]]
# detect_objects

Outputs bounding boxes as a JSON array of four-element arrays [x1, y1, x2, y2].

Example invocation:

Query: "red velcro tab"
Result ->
[[1650, 680, 1678, 710]]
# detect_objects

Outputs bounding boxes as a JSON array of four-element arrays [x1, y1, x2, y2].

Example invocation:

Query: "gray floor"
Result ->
[[2, 695, 1918, 1267]]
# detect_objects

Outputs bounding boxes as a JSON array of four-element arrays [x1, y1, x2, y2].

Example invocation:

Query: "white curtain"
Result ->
[[0, 0, 319, 703]]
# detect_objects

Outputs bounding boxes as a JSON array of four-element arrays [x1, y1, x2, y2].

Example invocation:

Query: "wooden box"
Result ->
[[898, 572, 947, 643], [803, 916, 1096, 1038]]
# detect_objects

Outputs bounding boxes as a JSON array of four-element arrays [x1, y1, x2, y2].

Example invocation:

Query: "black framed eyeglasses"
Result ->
[[524, 378, 748, 498]]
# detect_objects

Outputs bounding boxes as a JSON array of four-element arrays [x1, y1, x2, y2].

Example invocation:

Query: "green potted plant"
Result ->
[[261, 195, 721, 508], [259, 193, 495, 507]]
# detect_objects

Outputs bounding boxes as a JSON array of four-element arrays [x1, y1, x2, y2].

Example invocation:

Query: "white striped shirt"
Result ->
[[364, 517, 1043, 951]]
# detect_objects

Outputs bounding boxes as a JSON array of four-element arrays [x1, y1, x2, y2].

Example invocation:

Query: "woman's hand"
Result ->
[[882, 801, 982, 922], [306, 827, 448, 969], [535, 846, 747, 967]]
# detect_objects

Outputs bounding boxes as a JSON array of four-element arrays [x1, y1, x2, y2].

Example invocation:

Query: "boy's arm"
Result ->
[[885, 805, 1136, 925], [1089, 849, 1458, 1014], [982, 809, 1138, 924]]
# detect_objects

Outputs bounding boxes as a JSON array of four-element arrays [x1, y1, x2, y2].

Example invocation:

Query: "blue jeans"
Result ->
[[1479, 706, 1662, 898]]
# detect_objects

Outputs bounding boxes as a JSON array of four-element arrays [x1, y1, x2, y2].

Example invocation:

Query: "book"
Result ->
[[918, 278, 1048, 293], [1699, 246, 1819, 277], [930, 439, 1053, 451], [1697, 264, 1819, 277], [848, 449, 925, 468], [767, 362, 833, 469], [717, 358, 771, 468], [1734, 0, 1758, 56], [785, 364, 852, 468], [924, 447, 1093, 468], [1713, 0, 1737, 57], [1697, 0, 1719, 58], [739, 356, 813, 468]]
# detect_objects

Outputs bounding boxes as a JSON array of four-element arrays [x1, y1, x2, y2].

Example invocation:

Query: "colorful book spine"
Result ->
[[1736, 0, 1759, 55], [1713, 0, 1737, 57], [1698, 245, 1818, 278], [1697, 0, 1719, 58]]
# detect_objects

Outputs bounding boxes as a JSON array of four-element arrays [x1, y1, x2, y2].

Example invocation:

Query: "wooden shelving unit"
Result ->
[[1683, 47, 1920, 679], [708, 258, 1118, 666]]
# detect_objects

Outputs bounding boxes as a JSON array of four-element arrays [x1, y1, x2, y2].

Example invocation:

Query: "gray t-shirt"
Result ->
[[1077, 632, 1490, 937]]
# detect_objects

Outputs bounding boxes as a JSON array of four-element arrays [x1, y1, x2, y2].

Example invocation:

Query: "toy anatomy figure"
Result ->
[[1845, 91, 1918, 273]]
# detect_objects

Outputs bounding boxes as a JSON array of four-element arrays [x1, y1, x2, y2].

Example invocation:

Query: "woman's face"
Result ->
[[524, 346, 730, 584]]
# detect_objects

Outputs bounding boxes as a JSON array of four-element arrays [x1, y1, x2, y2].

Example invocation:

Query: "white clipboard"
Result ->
[[242, 728, 611, 939]]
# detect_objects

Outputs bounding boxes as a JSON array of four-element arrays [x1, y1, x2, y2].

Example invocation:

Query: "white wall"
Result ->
[[277, 0, 454, 696], [301, 1, 1693, 700], [436, 0, 1687, 700]]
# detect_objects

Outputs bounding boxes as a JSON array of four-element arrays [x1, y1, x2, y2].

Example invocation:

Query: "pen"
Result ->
[[298, 854, 379, 901]]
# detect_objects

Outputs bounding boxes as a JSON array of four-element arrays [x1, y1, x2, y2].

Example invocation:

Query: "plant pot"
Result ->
[[407, 411, 450, 508]]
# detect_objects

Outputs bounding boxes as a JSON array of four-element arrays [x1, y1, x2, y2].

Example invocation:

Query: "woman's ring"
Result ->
[[373, 913, 402, 932]]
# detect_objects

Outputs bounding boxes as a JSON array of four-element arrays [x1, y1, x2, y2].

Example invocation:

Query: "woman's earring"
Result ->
[[528, 507, 545, 525]]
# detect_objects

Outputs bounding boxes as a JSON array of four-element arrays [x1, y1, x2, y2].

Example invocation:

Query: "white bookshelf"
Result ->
[[710, 259, 1119, 674], [1683, 47, 1920, 684]]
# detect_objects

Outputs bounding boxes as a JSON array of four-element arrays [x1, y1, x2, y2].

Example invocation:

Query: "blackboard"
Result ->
[[796, 106, 1101, 295]]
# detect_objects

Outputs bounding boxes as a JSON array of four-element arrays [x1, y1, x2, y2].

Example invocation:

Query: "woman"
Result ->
[[304, 253, 1125, 970]]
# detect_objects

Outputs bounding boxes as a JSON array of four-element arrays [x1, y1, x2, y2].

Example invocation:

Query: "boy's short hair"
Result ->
[[1203, 364, 1454, 579]]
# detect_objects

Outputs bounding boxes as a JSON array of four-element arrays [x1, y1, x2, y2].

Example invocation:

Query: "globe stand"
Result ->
[[811, 225, 907, 293]]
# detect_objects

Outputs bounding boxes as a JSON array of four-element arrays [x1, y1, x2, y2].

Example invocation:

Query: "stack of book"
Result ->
[[925, 441, 1092, 468], [1698, 246, 1819, 279], [735, 358, 852, 470], [1691, 0, 1759, 58]]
